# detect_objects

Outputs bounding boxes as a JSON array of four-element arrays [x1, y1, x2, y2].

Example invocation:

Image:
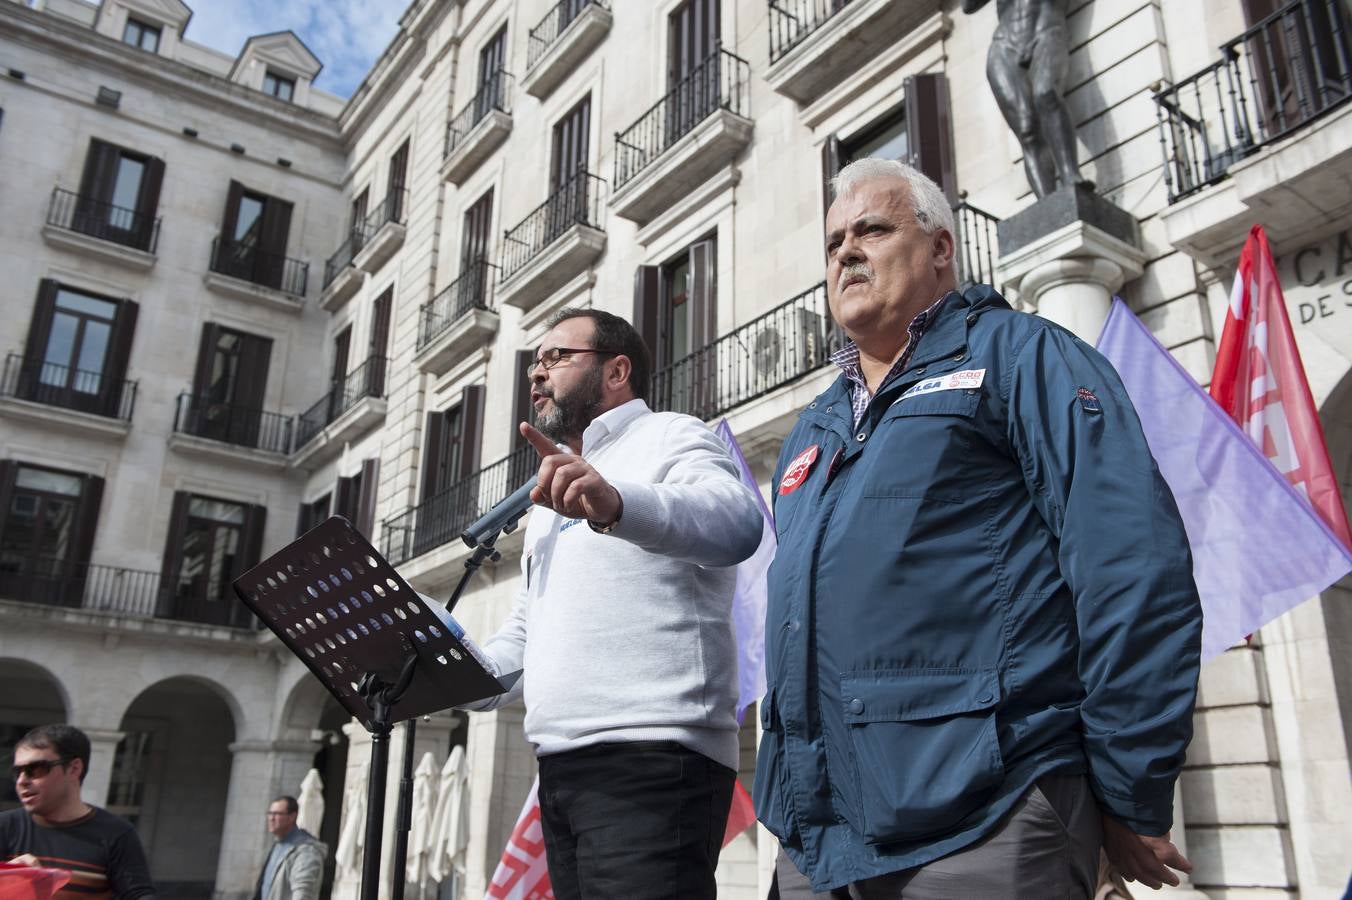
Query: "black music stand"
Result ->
[[233, 516, 518, 900]]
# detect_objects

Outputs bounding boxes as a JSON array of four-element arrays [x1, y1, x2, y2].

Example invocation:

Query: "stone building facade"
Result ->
[[1, 0, 1350, 897]]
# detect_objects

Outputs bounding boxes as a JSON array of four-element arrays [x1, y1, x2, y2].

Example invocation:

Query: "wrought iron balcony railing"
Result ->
[[501, 172, 605, 281], [768, 0, 853, 64], [46, 187, 161, 254], [650, 282, 841, 422], [446, 72, 513, 157], [613, 47, 751, 190], [953, 200, 1001, 292], [418, 261, 500, 351], [210, 237, 309, 297], [322, 190, 409, 288], [173, 392, 294, 454], [295, 355, 388, 450], [1, 353, 137, 421], [0, 557, 256, 629], [382, 444, 536, 566], [1153, 0, 1352, 203], [527, 0, 609, 71]]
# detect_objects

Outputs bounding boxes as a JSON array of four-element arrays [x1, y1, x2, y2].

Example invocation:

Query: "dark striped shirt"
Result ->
[[0, 807, 154, 899]]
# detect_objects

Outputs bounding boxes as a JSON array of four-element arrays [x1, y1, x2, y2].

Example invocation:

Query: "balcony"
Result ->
[[0, 354, 135, 438], [765, 0, 940, 105], [292, 356, 388, 468], [205, 237, 309, 312], [168, 393, 293, 468], [1154, 0, 1352, 264], [320, 230, 366, 310], [415, 261, 501, 376], [953, 200, 1002, 292], [523, 0, 613, 100], [611, 48, 753, 225], [42, 187, 159, 269], [497, 172, 606, 312], [0, 558, 254, 629], [383, 444, 535, 568], [353, 189, 409, 274], [441, 73, 513, 185]]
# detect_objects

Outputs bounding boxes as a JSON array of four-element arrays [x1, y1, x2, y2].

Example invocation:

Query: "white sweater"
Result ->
[[474, 399, 763, 770]]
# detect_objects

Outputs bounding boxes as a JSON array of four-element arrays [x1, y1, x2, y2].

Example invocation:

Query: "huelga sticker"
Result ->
[[779, 444, 819, 495]]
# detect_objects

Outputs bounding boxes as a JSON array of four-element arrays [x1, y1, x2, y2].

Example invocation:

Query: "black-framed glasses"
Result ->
[[10, 757, 72, 780], [526, 347, 618, 378]]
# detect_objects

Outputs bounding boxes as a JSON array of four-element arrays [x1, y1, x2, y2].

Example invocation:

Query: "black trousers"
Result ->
[[537, 740, 736, 900]]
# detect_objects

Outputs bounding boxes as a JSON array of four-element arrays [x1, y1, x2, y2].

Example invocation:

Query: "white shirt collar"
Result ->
[[581, 398, 649, 455]]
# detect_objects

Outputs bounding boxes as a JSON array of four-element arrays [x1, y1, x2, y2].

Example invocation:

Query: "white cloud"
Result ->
[[177, 0, 405, 97]]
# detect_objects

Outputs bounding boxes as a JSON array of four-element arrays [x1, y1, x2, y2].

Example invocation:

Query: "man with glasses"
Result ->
[[466, 307, 763, 900], [2, 724, 155, 899], [252, 796, 324, 900]]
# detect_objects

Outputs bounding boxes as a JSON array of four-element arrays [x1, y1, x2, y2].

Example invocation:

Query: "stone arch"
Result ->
[[0, 658, 71, 810], [115, 675, 238, 896]]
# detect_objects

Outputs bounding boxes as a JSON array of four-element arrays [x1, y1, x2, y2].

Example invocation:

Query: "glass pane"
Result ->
[[206, 525, 240, 603], [110, 156, 145, 218], [234, 196, 264, 243], [15, 468, 84, 496], [38, 497, 76, 561], [42, 313, 78, 382], [1, 494, 39, 567], [75, 320, 111, 388], [847, 114, 908, 163], [188, 497, 246, 524], [177, 525, 208, 596], [55, 290, 117, 321]]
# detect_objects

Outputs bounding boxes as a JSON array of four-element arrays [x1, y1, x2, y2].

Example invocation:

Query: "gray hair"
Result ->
[[832, 158, 955, 239]]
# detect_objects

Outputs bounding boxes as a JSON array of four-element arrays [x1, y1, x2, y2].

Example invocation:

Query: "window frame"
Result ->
[[263, 70, 296, 103], [121, 17, 161, 53]]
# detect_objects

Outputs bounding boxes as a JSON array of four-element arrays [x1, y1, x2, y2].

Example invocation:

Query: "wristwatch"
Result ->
[[587, 489, 623, 534]]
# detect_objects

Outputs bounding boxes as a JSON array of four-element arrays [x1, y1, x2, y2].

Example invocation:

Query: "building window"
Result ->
[[161, 493, 264, 628], [183, 324, 273, 447], [297, 493, 331, 537], [216, 180, 295, 290], [263, 70, 295, 102], [421, 386, 484, 502], [550, 96, 591, 191], [635, 236, 717, 416], [386, 140, 409, 224], [17, 280, 138, 418], [69, 139, 164, 251], [0, 462, 103, 609], [122, 18, 161, 53], [842, 109, 908, 166]]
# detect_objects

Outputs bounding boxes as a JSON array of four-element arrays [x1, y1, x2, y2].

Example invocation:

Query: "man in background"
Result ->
[[253, 795, 324, 900], [2, 723, 155, 899]]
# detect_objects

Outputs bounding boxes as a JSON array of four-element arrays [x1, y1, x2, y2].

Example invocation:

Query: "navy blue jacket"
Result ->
[[755, 287, 1202, 889]]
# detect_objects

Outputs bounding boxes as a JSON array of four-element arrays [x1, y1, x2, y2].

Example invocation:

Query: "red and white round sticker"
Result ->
[[779, 444, 819, 496]]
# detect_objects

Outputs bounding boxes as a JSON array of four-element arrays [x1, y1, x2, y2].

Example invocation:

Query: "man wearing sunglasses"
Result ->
[[465, 307, 763, 900], [2, 724, 155, 899]]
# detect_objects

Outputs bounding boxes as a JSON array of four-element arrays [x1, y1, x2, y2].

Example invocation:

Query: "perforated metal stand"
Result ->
[[233, 516, 518, 900]]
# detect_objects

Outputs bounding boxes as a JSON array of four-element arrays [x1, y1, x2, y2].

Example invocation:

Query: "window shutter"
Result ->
[[72, 475, 104, 566], [513, 350, 536, 444], [689, 239, 717, 418], [0, 462, 17, 544], [459, 384, 485, 478], [387, 140, 409, 223], [24, 279, 60, 364], [633, 265, 662, 367], [102, 299, 139, 418], [235, 332, 273, 410], [235, 504, 268, 627], [821, 135, 842, 223], [135, 156, 165, 251], [904, 73, 957, 204], [159, 491, 192, 616], [220, 180, 245, 244], [356, 458, 380, 537], [258, 197, 293, 289], [78, 139, 120, 203], [370, 289, 393, 363], [192, 324, 220, 398], [422, 411, 446, 501]]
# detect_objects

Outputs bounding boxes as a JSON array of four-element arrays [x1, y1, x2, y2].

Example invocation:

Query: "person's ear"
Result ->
[[608, 354, 633, 392], [933, 227, 956, 273], [68, 758, 85, 783]]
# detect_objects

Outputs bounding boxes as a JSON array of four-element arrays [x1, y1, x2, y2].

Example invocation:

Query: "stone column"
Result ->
[[79, 728, 125, 809], [212, 739, 318, 900], [994, 185, 1147, 343]]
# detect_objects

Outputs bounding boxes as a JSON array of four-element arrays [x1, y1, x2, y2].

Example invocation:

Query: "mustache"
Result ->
[[838, 263, 873, 292]]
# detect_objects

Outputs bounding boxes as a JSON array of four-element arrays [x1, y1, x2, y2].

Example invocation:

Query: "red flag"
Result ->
[[1210, 224, 1352, 549], [486, 777, 757, 898]]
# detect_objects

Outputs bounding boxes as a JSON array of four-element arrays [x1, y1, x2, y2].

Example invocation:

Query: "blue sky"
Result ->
[[178, 0, 406, 97]]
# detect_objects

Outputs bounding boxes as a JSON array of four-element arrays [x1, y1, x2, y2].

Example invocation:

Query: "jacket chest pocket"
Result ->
[[864, 390, 981, 502], [836, 668, 1004, 845]]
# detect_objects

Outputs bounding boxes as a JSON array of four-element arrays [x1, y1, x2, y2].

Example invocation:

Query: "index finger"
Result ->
[[519, 422, 558, 459]]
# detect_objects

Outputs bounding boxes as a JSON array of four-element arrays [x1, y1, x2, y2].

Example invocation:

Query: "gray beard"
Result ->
[[535, 363, 604, 444]]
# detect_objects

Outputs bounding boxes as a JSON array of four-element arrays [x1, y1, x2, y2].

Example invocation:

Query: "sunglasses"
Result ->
[[10, 757, 72, 780]]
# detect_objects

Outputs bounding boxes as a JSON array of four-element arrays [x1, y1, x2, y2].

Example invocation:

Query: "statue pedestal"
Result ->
[[996, 185, 1146, 342]]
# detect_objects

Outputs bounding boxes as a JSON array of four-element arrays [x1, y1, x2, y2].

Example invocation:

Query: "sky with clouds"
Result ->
[[177, 0, 407, 97]]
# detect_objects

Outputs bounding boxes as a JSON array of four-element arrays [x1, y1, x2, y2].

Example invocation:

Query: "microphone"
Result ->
[[461, 478, 536, 549]]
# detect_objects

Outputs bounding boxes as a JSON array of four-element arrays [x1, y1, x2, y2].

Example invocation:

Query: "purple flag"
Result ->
[[1096, 299, 1352, 660], [715, 419, 774, 722]]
